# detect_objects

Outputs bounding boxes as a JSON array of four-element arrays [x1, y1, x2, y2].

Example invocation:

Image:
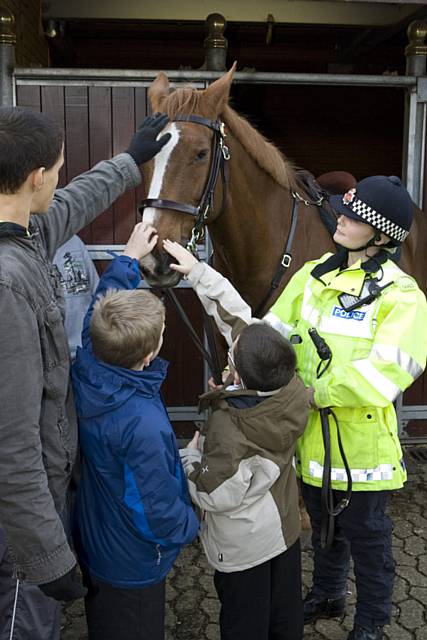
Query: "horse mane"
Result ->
[[159, 86, 211, 120], [158, 85, 297, 191], [222, 105, 296, 190]]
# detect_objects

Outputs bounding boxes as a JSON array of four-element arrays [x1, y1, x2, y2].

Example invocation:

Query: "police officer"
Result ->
[[266, 176, 427, 640], [163, 175, 427, 640]]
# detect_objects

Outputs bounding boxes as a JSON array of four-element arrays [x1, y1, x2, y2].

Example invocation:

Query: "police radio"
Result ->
[[338, 279, 392, 313]]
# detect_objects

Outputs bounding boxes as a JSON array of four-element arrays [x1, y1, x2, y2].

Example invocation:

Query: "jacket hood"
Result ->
[[71, 347, 169, 418], [200, 374, 309, 452]]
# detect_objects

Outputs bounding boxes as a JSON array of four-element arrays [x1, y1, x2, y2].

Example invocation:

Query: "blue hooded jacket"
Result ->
[[71, 255, 199, 588]]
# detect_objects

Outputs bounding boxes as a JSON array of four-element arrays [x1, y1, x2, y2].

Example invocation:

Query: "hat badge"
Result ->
[[342, 188, 356, 205]]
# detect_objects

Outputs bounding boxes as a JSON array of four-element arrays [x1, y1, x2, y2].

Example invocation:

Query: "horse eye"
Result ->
[[195, 149, 209, 161]]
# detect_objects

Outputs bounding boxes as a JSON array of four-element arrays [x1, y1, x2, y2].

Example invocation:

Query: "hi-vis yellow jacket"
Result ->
[[269, 252, 427, 491]]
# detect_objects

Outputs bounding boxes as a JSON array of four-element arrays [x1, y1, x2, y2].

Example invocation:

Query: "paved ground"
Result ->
[[61, 446, 427, 639]]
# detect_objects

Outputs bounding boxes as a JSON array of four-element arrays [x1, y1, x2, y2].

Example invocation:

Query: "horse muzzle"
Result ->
[[139, 252, 182, 289]]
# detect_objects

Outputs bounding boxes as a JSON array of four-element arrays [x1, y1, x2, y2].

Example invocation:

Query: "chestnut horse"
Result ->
[[140, 65, 427, 312]]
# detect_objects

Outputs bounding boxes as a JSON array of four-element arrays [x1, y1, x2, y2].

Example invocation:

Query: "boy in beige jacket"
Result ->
[[164, 240, 309, 640]]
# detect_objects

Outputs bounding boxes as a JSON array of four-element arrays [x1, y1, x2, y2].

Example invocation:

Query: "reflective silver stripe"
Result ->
[[9, 578, 19, 640], [300, 278, 320, 325], [263, 312, 292, 338], [309, 460, 393, 482], [353, 359, 401, 402], [371, 344, 424, 380]]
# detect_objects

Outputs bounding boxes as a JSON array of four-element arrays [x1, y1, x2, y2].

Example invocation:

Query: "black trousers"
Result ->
[[301, 482, 395, 629], [83, 572, 165, 640], [214, 540, 303, 640]]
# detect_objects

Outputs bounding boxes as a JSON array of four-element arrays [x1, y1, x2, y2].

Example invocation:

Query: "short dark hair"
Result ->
[[234, 323, 296, 392], [0, 107, 64, 193]]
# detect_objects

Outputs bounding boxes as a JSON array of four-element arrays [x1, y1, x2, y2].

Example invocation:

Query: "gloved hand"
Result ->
[[125, 113, 171, 165], [38, 566, 87, 602]]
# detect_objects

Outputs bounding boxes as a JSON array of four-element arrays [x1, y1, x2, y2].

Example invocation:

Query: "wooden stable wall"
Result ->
[[16, 84, 147, 242], [16, 83, 205, 438], [16, 79, 427, 437]]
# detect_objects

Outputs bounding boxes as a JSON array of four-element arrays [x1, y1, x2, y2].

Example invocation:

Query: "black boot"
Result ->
[[303, 591, 346, 624], [347, 624, 384, 640]]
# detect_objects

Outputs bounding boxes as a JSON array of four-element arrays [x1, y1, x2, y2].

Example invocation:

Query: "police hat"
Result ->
[[329, 175, 413, 244]]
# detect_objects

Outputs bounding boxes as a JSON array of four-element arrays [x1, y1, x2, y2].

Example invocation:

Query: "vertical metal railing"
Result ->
[[0, 6, 15, 106]]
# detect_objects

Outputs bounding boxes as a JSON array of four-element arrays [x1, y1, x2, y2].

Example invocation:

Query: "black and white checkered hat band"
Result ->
[[346, 198, 409, 242]]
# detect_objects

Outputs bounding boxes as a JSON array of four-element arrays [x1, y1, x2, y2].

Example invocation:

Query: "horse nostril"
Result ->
[[164, 253, 174, 268], [155, 251, 174, 276]]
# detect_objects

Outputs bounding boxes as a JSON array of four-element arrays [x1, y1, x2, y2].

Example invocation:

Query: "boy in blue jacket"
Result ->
[[71, 222, 199, 640]]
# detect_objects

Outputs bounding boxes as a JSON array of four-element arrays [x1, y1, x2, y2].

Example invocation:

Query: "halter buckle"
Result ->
[[219, 122, 230, 160], [281, 253, 292, 268], [187, 226, 204, 255], [219, 139, 230, 161], [292, 190, 324, 207]]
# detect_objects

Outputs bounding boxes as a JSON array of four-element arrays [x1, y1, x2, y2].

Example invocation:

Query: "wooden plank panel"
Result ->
[[160, 289, 205, 407], [41, 86, 67, 188], [64, 86, 91, 243], [88, 86, 114, 244], [15, 85, 41, 111], [111, 87, 136, 244]]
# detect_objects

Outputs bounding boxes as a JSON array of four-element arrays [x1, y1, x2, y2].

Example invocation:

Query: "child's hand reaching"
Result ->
[[187, 430, 200, 450], [163, 239, 198, 275], [124, 222, 158, 261]]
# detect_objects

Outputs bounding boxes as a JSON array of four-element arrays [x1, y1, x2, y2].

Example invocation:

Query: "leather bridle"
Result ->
[[139, 114, 231, 254]]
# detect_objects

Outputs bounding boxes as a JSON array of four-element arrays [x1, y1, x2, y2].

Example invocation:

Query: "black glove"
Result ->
[[38, 566, 87, 602], [125, 113, 171, 165]]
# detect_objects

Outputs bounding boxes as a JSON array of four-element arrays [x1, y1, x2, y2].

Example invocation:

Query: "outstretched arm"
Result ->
[[81, 222, 157, 349], [163, 240, 256, 346], [35, 114, 170, 260]]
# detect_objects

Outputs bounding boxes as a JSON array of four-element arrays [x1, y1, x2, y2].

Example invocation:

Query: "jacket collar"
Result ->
[[0, 221, 29, 238], [312, 248, 389, 280]]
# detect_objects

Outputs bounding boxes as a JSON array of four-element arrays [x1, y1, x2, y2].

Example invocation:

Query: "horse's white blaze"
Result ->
[[142, 122, 180, 225]]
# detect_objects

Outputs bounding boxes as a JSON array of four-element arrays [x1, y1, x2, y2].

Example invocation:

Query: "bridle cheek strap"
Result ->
[[138, 114, 230, 252]]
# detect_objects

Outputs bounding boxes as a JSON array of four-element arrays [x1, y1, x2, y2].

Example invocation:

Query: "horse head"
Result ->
[[140, 64, 237, 288]]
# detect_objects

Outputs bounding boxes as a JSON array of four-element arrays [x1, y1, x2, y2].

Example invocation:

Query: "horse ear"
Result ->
[[148, 72, 170, 111], [203, 61, 237, 115]]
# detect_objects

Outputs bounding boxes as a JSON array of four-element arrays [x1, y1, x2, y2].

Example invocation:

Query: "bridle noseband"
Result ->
[[139, 114, 230, 254]]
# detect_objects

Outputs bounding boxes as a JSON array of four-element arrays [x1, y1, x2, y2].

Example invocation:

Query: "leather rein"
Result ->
[[138, 113, 330, 382]]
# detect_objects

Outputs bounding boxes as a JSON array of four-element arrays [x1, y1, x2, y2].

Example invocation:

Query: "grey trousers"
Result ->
[[0, 528, 61, 640]]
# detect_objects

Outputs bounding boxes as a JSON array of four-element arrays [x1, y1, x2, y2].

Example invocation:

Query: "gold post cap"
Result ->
[[405, 20, 427, 58], [204, 13, 227, 50], [0, 7, 16, 45]]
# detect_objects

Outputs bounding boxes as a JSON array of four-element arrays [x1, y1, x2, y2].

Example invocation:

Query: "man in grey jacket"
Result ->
[[0, 107, 170, 639]]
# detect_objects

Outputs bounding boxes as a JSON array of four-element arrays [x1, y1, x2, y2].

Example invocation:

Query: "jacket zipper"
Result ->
[[156, 544, 162, 566]]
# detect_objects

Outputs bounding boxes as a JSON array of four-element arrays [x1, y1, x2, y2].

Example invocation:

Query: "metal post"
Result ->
[[402, 21, 427, 206], [405, 20, 427, 77], [398, 20, 427, 440], [0, 7, 16, 106], [203, 13, 227, 72]]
